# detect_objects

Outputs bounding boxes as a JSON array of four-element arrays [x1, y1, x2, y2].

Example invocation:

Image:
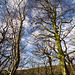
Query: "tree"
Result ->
[[34, 0, 75, 75], [0, 0, 27, 75], [31, 35, 55, 75]]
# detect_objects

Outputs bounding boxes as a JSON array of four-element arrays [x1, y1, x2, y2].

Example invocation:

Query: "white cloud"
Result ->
[[23, 16, 30, 28], [72, 0, 75, 3], [20, 52, 27, 59], [21, 38, 25, 41], [32, 30, 40, 36]]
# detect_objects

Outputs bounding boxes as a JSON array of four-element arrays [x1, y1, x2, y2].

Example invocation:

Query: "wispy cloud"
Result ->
[[72, 0, 75, 3]]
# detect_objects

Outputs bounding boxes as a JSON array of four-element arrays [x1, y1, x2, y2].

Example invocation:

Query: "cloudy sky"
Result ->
[[0, 0, 75, 69]]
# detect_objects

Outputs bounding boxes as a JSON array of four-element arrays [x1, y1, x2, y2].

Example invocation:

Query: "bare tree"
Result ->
[[33, 0, 75, 75], [0, 0, 27, 75]]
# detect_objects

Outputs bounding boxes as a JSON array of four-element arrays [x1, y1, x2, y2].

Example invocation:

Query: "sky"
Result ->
[[21, 0, 75, 68], [0, 0, 75, 69]]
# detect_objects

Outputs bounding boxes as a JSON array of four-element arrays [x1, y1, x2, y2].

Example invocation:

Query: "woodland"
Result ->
[[0, 0, 75, 75]]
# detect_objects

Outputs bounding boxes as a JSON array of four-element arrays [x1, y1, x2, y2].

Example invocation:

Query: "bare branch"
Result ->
[[61, 25, 75, 40]]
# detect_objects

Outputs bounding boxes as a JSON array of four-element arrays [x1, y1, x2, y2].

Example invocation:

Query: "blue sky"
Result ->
[[0, 0, 75, 69]]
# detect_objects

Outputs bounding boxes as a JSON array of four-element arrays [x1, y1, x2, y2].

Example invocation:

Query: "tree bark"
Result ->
[[48, 57, 53, 75], [56, 38, 69, 75]]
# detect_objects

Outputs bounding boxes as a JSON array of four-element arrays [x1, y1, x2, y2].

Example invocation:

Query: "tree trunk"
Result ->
[[66, 55, 75, 75], [48, 57, 53, 75], [56, 38, 69, 75], [10, 20, 23, 75], [58, 54, 67, 75], [10, 52, 20, 75]]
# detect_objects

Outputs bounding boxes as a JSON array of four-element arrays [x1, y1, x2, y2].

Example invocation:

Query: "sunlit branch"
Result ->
[[35, 22, 55, 34], [57, 9, 73, 19], [62, 39, 67, 52], [65, 50, 75, 56], [59, 23, 62, 36], [39, 51, 58, 58], [59, 4, 62, 36], [62, 19, 73, 23], [39, 34, 55, 38]]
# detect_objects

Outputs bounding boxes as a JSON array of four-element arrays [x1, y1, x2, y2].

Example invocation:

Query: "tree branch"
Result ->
[[61, 25, 75, 40], [35, 22, 55, 34], [65, 50, 75, 56]]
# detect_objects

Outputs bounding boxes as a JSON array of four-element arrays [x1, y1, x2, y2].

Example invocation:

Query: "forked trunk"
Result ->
[[56, 35, 68, 75], [58, 54, 69, 75]]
